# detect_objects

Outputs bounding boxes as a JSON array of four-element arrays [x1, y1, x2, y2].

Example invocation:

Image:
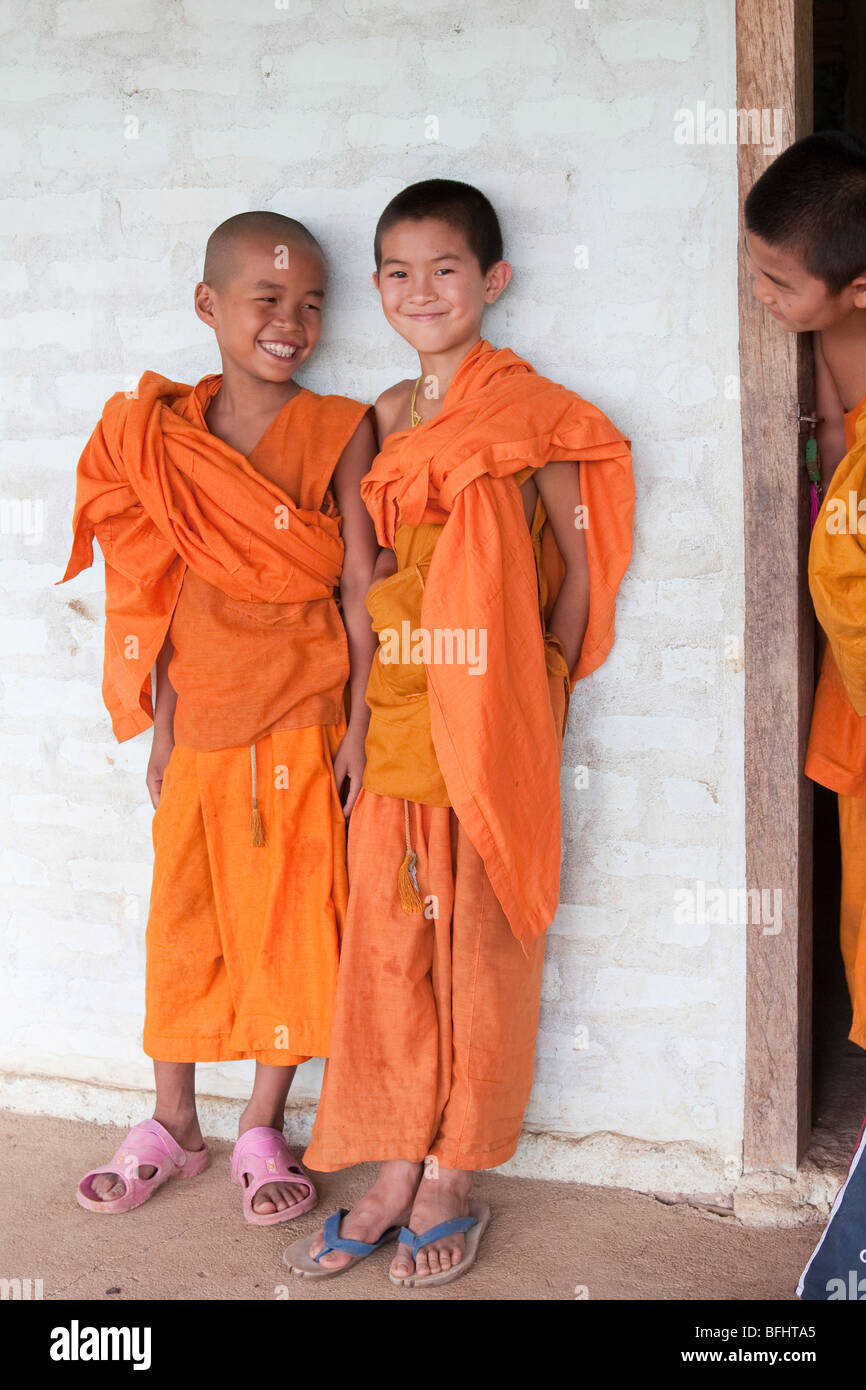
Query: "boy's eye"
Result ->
[[389, 270, 407, 279], [302, 303, 321, 312], [434, 268, 454, 276], [258, 297, 277, 303]]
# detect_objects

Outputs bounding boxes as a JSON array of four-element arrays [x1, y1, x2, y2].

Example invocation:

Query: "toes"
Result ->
[[252, 1182, 307, 1214], [92, 1172, 125, 1201], [391, 1244, 416, 1278], [317, 1248, 352, 1270]]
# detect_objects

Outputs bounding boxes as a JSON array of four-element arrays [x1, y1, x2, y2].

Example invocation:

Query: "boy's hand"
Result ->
[[333, 724, 367, 819], [146, 733, 174, 809]]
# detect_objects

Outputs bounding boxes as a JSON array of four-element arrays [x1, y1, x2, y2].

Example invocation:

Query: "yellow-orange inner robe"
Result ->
[[807, 393, 866, 1048], [63, 373, 369, 1064], [304, 340, 633, 1170]]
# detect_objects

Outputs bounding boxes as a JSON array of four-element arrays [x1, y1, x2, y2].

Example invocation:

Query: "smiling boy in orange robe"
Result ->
[[63, 211, 379, 1225], [288, 180, 633, 1287], [744, 134, 866, 1052]]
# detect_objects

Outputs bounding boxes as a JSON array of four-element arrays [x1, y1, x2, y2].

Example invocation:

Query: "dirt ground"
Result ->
[[0, 1111, 822, 1302]]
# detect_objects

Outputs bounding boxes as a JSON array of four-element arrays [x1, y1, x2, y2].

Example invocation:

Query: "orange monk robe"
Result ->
[[361, 340, 634, 947], [807, 394, 866, 1047], [62, 373, 369, 1063], [303, 341, 633, 1171]]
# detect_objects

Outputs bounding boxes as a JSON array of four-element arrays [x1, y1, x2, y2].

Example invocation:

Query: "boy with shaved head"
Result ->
[[744, 132, 866, 1298], [287, 180, 633, 1286], [64, 211, 378, 1225], [745, 134, 866, 1050]]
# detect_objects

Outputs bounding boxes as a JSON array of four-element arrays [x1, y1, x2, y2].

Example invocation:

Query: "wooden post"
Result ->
[[737, 0, 814, 1174]]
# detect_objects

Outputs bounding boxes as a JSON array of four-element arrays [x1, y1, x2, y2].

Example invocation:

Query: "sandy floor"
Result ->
[[0, 1111, 821, 1301]]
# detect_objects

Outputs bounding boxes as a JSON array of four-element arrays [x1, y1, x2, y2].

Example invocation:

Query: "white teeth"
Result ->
[[261, 343, 297, 358]]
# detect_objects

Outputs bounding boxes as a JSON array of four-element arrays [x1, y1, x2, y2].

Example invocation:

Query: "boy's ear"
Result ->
[[484, 259, 512, 304], [372, 270, 381, 293], [194, 281, 218, 328], [851, 274, 866, 310]]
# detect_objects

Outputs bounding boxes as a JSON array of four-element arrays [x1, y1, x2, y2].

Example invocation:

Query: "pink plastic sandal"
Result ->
[[230, 1126, 317, 1226], [76, 1118, 209, 1214]]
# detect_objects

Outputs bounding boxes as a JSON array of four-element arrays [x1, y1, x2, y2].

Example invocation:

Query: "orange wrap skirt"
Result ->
[[836, 795, 866, 1049], [143, 724, 347, 1066], [303, 788, 547, 1172]]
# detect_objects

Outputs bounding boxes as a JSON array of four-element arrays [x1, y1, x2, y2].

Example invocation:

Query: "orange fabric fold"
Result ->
[[800, 397, 866, 800], [361, 339, 634, 944], [60, 372, 368, 743]]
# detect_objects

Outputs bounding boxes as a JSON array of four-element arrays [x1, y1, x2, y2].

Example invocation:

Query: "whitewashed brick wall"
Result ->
[[0, 0, 747, 1189]]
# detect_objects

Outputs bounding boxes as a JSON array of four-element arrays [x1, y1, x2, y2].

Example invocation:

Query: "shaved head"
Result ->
[[202, 211, 324, 291]]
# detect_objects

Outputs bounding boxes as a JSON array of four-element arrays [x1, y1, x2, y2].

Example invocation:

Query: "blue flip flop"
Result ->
[[285, 1208, 401, 1279], [389, 1201, 491, 1287]]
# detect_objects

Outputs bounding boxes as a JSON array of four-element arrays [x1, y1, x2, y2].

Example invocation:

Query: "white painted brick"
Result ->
[[55, 0, 159, 37], [58, 737, 147, 775], [68, 857, 152, 895], [12, 795, 122, 833], [540, 960, 562, 1002], [118, 187, 242, 229], [0, 131, 22, 174], [593, 841, 718, 882], [590, 715, 717, 756], [0, 261, 28, 292], [511, 96, 654, 139], [0, 733, 43, 769], [182, 0, 312, 23], [593, 300, 674, 337], [265, 40, 402, 88], [0, 311, 94, 353], [596, 19, 700, 63], [661, 645, 716, 684], [663, 778, 720, 816], [549, 904, 629, 941], [9, 910, 123, 958], [0, 618, 48, 655], [131, 65, 243, 94], [0, 66, 92, 100], [115, 309, 211, 356], [346, 110, 487, 152], [39, 123, 174, 172], [525, 1082, 562, 1123], [1, 677, 102, 720], [591, 968, 718, 1012], [0, 193, 101, 237], [422, 29, 556, 78], [609, 166, 708, 212], [0, 850, 47, 887], [654, 359, 718, 406]]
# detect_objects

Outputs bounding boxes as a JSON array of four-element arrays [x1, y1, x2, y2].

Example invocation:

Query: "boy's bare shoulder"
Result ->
[[374, 378, 414, 444]]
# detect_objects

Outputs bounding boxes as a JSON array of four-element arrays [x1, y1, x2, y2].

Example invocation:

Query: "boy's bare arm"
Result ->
[[146, 637, 177, 809], [332, 412, 380, 815], [814, 331, 848, 491], [531, 462, 590, 672]]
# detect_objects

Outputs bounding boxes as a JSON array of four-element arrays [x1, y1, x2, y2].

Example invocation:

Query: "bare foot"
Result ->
[[391, 1164, 473, 1281], [89, 1110, 203, 1202], [236, 1112, 310, 1217], [304, 1159, 423, 1271]]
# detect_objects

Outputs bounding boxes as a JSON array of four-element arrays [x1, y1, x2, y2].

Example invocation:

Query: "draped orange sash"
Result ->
[[809, 405, 866, 718], [61, 372, 347, 742], [361, 340, 634, 944]]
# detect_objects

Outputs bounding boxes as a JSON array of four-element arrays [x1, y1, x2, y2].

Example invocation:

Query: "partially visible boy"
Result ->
[[744, 131, 866, 1050], [744, 131, 866, 1300], [289, 180, 633, 1286], [63, 211, 379, 1224]]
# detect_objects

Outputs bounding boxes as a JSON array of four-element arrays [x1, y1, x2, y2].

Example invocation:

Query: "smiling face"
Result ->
[[373, 217, 510, 354], [744, 231, 853, 332], [195, 233, 326, 382]]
